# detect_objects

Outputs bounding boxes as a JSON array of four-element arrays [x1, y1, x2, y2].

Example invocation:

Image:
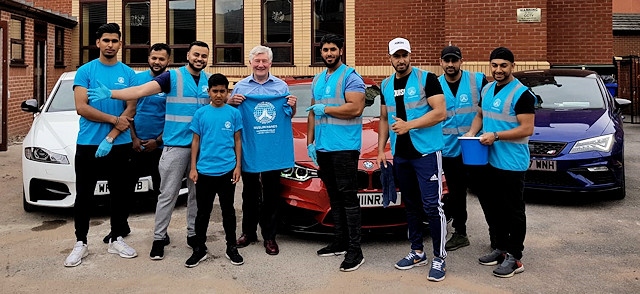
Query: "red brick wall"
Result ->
[[547, 0, 613, 65], [354, 0, 445, 66], [614, 35, 640, 56], [32, 0, 72, 15]]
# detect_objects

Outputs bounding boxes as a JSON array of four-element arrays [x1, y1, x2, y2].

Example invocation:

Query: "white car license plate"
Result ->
[[528, 159, 557, 171], [94, 176, 151, 195], [359, 192, 402, 208]]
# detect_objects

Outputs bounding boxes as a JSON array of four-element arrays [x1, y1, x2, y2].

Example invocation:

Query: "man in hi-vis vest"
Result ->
[[466, 47, 535, 278], [377, 37, 448, 282]]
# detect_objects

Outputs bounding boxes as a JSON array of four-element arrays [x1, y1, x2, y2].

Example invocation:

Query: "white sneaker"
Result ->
[[108, 236, 138, 258], [64, 241, 88, 267]]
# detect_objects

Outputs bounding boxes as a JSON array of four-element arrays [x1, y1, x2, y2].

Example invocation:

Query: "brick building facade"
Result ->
[[1, 0, 617, 145]]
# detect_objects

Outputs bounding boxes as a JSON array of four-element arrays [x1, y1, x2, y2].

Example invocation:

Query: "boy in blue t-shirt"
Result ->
[[185, 73, 243, 268]]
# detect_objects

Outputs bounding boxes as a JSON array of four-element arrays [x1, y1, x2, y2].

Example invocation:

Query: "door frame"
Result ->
[[1, 20, 8, 151]]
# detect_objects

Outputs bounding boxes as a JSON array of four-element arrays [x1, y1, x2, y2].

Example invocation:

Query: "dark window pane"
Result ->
[[82, 49, 101, 63], [82, 2, 107, 46], [271, 46, 291, 63], [172, 48, 189, 63], [215, 47, 242, 64], [263, 0, 292, 43], [312, 0, 344, 64], [125, 1, 150, 45], [169, 0, 196, 45], [125, 48, 150, 64], [215, 0, 244, 45]]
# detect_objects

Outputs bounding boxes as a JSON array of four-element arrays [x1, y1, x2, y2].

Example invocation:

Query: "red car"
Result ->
[[280, 77, 447, 234]]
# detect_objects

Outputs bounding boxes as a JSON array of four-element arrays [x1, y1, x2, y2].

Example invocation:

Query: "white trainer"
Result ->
[[108, 236, 138, 258], [64, 241, 88, 267]]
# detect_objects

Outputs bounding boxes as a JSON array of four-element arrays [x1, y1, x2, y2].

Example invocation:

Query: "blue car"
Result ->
[[514, 69, 631, 199]]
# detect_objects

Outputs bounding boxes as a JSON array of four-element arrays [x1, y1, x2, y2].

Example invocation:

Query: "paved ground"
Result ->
[[1, 124, 640, 293]]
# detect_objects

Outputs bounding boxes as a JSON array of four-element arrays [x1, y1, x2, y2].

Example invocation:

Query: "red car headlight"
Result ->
[[281, 164, 318, 182]]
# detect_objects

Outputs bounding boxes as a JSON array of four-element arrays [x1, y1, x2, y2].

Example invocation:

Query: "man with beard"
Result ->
[[466, 47, 535, 278], [101, 43, 171, 244], [306, 34, 366, 272], [438, 45, 487, 252], [88, 41, 211, 260], [227, 45, 297, 256], [376, 37, 448, 282], [65, 23, 138, 267]]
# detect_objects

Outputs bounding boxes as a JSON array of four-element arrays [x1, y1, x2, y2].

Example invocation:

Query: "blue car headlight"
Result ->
[[281, 164, 318, 182], [569, 134, 614, 154], [24, 147, 70, 164]]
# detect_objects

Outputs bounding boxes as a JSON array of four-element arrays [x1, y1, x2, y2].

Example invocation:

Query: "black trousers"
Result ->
[[476, 164, 527, 260], [131, 147, 162, 194], [240, 169, 283, 241], [74, 143, 136, 243], [194, 171, 237, 247], [441, 155, 470, 235]]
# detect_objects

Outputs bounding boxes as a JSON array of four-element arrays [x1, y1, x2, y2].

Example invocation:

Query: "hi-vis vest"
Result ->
[[312, 64, 362, 152], [164, 66, 211, 147], [439, 71, 484, 157], [381, 67, 444, 156], [481, 79, 530, 171]]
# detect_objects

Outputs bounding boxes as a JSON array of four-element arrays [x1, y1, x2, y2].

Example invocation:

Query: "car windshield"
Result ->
[[289, 84, 382, 118], [45, 80, 76, 112], [522, 76, 605, 109]]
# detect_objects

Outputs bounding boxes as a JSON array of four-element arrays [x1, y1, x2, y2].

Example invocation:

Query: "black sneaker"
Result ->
[[102, 227, 131, 244], [185, 248, 208, 268], [479, 249, 506, 266], [339, 249, 365, 272], [149, 240, 166, 260], [187, 235, 197, 248], [225, 246, 244, 266], [317, 243, 348, 257], [445, 233, 470, 251]]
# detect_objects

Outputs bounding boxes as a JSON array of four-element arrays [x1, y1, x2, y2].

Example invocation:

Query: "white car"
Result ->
[[20, 71, 184, 211]]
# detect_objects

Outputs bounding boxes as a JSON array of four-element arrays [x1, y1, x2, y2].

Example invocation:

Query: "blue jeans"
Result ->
[[394, 151, 447, 259]]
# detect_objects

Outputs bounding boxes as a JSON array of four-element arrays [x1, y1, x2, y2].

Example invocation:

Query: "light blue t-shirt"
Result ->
[[189, 104, 243, 176], [74, 59, 137, 145], [134, 70, 166, 142], [237, 94, 294, 173]]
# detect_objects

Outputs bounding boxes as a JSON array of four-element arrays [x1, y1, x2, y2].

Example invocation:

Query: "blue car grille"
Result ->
[[525, 168, 617, 188], [529, 141, 567, 157]]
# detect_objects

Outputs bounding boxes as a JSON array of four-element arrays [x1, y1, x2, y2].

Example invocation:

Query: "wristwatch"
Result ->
[[105, 136, 114, 144], [493, 132, 500, 141]]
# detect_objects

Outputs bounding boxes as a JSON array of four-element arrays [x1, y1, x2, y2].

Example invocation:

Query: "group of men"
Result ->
[[63, 22, 533, 281]]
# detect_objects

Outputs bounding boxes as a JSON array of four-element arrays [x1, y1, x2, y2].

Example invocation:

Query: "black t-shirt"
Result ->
[[153, 70, 202, 94], [478, 81, 536, 114], [381, 71, 443, 159]]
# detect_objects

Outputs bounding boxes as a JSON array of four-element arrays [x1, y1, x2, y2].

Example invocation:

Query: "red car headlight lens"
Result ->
[[281, 164, 318, 182]]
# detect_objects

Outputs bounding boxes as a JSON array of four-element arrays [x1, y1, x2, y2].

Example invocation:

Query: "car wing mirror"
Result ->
[[614, 98, 631, 113], [21, 99, 40, 113]]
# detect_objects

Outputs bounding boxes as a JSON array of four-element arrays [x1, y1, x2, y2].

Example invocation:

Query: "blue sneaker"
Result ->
[[427, 257, 446, 282], [394, 250, 428, 270]]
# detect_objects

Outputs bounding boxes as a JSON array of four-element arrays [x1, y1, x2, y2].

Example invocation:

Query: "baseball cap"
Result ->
[[441, 46, 462, 59], [389, 38, 411, 55]]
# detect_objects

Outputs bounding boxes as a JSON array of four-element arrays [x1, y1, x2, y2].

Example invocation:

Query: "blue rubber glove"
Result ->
[[95, 138, 113, 158], [305, 104, 326, 117], [283, 104, 293, 117], [87, 81, 112, 103], [307, 144, 318, 166]]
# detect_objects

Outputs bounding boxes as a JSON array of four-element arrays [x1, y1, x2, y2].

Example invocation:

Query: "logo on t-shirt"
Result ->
[[253, 101, 276, 124], [118, 77, 125, 84], [224, 121, 232, 129]]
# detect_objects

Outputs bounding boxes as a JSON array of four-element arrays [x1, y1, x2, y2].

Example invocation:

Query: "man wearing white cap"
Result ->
[[376, 37, 448, 282]]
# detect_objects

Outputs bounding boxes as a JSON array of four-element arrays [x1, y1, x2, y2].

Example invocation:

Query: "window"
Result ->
[[168, 0, 196, 64], [10, 17, 25, 65], [213, 0, 244, 65], [262, 0, 292, 64], [312, 0, 345, 65], [80, 1, 107, 64], [124, 0, 151, 65], [55, 27, 65, 66]]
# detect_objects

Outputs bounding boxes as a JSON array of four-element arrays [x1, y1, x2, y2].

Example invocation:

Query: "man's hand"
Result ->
[[228, 93, 245, 106], [286, 95, 297, 107], [114, 116, 133, 132], [232, 167, 241, 184], [87, 81, 113, 103], [307, 144, 318, 166], [189, 169, 198, 184], [141, 139, 159, 152], [376, 152, 388, 168], [95, 138, 113, 158], [132, 137, 143, 152], [390, 115, 411, 135], [306, 104, 326, 117]]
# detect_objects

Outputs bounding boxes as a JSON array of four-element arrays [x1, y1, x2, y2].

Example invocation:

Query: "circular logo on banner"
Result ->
[[407, 87, 417, 96], [254, 101, 277, 124], [460, 94, 469, 103]]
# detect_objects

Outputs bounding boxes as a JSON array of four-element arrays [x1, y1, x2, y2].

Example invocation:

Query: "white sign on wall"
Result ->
[[517, 8, 542, 23]]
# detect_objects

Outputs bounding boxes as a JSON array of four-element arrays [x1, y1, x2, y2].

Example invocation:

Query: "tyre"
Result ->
[[23, 190, 36, 212]]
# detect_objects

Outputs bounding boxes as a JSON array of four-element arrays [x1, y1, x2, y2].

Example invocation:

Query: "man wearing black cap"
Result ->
[[466, 47, 535, 278], [377, 37, 448, 282], [438, 45, 488, 252]]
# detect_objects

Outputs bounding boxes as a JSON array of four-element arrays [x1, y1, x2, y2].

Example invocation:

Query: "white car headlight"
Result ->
[[281, 164, 318, 182], [569, 134, 614, 154], [24, 147, 70, 164]]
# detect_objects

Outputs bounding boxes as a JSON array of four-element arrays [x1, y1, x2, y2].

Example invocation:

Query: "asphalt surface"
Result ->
[[1, 124, 639, 293]]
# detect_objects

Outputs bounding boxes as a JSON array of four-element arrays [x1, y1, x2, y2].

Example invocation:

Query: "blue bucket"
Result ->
[[458, 137, 489, 165]]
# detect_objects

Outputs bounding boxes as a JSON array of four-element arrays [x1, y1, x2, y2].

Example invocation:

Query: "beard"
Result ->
[[188, 59, 204, 72], [444, 67, 460, 78], [322, 55, 341, 69], [393, 63, 410, 75], [151, 66, 167, 76]]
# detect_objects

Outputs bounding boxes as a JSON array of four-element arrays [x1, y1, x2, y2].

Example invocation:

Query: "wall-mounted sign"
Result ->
[[517, 8, 541, 23]]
